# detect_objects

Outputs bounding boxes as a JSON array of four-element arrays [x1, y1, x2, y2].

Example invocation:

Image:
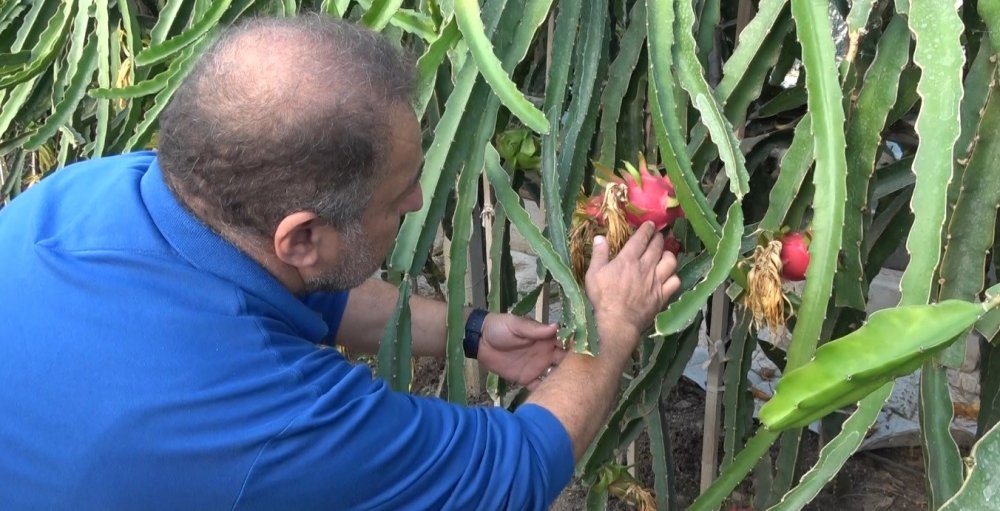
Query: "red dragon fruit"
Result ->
[[779, 231, 810, 281], [619, 154, 683, 230]]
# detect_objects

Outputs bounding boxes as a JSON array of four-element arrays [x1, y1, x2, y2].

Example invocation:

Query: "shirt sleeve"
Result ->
[[299, 291, 350, 344], [232, 350, 574, 511]]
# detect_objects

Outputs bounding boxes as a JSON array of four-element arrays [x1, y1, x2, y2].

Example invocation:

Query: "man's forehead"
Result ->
[[389, 108, 422, 150]]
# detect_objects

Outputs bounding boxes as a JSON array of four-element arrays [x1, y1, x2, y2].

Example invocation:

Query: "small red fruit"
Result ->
[[664, 233, 681, 255], [583, 195, 606, 226], [779, 232, 810, 281]]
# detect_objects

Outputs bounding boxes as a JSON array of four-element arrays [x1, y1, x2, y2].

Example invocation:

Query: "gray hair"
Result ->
[[157, 15, 415, 237]]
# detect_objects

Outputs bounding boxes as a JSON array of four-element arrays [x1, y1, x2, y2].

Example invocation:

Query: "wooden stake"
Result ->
[[701, 288, 730, 491]]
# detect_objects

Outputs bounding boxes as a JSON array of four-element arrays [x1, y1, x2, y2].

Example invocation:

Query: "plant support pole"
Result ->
[[465, 201, 488, 396], [700, 288, 729, 490]]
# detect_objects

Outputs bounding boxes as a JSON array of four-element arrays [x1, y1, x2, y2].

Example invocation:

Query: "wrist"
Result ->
[[593, 312, 641, 340], [592, 315, 643, 358]]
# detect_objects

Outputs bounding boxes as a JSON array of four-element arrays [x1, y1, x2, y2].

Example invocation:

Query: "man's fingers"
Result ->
[[641, 231, 665, 267], [617, 222, 657, 259], [509, 318, 559, 340], [655, 250, 678, 280], [551, 344, 568, 365], [533, 322, 560, 339], [661, 275, 681, 300], [586, 235, 610, 277]]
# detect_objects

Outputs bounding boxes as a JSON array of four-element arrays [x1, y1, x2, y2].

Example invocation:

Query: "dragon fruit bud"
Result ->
[[582, 195, 605, 226]]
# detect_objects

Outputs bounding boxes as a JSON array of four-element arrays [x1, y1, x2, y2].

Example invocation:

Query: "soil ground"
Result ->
[[407, 356, 929, 511]]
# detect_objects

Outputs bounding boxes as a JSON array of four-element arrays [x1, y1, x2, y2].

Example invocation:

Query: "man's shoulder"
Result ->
[[2, 150, 156, 217], [39, 151, 157, 188], [71, 150, 157, 170], [46, 151, 158, 200], [8, 151, 168, 253]]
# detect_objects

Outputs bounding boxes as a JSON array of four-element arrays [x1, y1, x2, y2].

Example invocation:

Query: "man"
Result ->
[[0, 16, 679, 510]]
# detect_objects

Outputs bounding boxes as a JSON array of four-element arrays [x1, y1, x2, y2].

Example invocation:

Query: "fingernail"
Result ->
[[594, 236, 606, 246]]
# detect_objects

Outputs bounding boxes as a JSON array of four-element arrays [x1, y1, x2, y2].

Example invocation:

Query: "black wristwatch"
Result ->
[[463, 308, 488, 359]]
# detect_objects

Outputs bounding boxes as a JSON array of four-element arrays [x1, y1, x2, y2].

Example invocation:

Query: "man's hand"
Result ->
[[525, 222, 682, 460], [585, 222, 680, 351], [477, 314, 566, 388]]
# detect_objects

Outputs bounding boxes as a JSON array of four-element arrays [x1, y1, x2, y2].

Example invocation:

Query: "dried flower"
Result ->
[[569, 219, 595, 282], [745, 240, 791, 332], [600, 182, 631, 257]]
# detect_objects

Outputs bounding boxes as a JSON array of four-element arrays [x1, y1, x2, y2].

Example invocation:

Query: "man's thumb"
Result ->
[[588, 236, 610, 275], [509, 315, 558, 338]]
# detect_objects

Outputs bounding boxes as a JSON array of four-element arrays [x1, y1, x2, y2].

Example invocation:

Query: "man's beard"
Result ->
[[303, 223, 383, 293]]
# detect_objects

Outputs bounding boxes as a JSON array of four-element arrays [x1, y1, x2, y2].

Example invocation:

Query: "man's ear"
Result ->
[[273, 211, 334, 269]]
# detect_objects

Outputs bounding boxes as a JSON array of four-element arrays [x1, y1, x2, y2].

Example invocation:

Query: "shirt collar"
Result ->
[[139, 156, 328, 341]]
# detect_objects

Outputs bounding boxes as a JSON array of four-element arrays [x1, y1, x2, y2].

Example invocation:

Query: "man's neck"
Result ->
[[173, 187, 307, 294]]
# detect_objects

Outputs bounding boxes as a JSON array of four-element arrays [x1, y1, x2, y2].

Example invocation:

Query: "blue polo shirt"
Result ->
[[0, 152, 572, 510]]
